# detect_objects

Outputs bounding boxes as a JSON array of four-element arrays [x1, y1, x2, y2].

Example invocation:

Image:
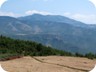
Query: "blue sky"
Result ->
[[0, 0, 96, 24]]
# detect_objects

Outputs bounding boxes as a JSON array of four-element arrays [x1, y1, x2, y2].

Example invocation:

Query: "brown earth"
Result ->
[[0, 56, 96, 72]]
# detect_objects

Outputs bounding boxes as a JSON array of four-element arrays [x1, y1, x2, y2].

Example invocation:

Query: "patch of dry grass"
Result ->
[[0, 56, 96, 72]]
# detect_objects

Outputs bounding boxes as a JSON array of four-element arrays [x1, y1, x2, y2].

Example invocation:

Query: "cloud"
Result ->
[[25, 10, 52, 15], [64, 12, 71, 16], [72, 14, 96, 24], [64, 13, 96, 24], [0, 11, 20, 17], [0, 10, 52, 17]]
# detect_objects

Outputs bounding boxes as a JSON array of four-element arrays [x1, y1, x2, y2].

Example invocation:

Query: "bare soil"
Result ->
[[0, 56, 96, 72]]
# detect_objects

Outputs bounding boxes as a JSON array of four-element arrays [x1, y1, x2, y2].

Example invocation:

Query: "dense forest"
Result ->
[[0, 35, 96, 60]]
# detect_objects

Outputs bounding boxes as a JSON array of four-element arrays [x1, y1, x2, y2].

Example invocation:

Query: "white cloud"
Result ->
[[0, 11, 21, 17], [63, 12, 71, 16], [0, 10, 52, 17], [25, 10, 52, 15], [64, 13, 96, 24], [0, 11, 15, 16]]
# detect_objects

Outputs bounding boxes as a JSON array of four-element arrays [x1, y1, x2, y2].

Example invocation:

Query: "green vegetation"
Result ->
[[0, 53, 21, 61], [0, 35, 96, 60], [74, 52, 96, 60], [0, 35, 73, 60], [85, 53, 96, 59]]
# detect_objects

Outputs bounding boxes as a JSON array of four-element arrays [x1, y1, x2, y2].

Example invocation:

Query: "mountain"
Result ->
[[0, 16, 33, 35], [19, 14, 88, 27], [0, 14, 96, 54]]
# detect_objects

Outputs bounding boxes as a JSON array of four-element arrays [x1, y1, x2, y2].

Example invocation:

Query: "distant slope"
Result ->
[[0, 14, 96, 54], [0, 16, 33, 35], [18, 14, 96, 54]]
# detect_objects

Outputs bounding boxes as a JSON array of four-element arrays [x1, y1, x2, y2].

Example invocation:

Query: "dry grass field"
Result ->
[[0, 56, 96, 72]]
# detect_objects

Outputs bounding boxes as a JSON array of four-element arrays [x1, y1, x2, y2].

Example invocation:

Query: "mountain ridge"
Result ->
[[18, 14, 88, 27], [0, 14, 96, 54]]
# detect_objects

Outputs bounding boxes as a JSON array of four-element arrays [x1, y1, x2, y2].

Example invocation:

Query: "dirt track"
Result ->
[[0, 56, 96, 72]]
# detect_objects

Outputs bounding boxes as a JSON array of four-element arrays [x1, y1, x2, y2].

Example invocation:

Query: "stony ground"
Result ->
[[0, 56, 96, 72]]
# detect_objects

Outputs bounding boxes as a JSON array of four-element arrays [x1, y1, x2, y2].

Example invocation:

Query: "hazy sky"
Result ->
[[0, 0, 96, 24]]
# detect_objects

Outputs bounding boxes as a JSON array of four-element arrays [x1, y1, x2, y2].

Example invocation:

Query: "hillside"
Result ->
[[0, 14, 96, 54], [0, 35, 73, 60], [0, 56, 95, 72], [0, 16, 33, 35]]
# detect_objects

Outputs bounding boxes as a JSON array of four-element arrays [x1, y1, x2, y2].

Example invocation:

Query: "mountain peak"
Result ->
[[19, 14, 87, 27]]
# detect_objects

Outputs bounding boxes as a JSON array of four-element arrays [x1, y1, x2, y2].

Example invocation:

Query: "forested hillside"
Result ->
[[0, 35, 72, 60], [0, 35, 96, 60]]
